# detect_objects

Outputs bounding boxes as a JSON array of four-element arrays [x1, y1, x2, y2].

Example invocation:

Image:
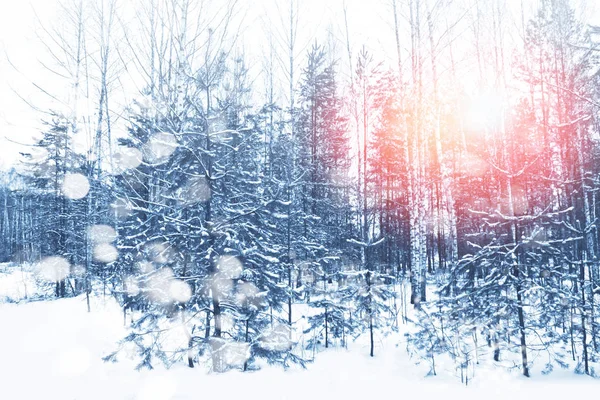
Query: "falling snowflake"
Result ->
[[137, 261, 155, 274], [216, 255, 243, 279], [142, 132, 178, 165], [235, 281, 261, 307], [61, 173, 90, 200], [124, 276, 140, 296], [113, 146, 143, 174], [222, 341, 250, 369], [93, 243, 118, 263], [147, 267, 174, 303], [146, 242, 176, 264], [258, 323, 292, 351], [210, 274, 234, 301], [36, 256, 70, 282], [71, 265, 85, 276], [88, 224, 117, 244], [168, 279, 192, 303]]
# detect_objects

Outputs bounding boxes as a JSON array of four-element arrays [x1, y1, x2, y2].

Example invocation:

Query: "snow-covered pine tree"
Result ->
[[296, 42, 355, 352], [16, 114, 95, 298]]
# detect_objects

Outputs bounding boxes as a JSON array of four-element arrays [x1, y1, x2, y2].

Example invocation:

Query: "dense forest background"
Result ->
[[1, 0, 600, 379]]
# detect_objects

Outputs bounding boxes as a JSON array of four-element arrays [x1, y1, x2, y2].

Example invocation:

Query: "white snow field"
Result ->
[[0, 293, 597, 400]]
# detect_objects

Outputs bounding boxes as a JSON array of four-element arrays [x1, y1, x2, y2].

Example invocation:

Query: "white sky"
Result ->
[[0, 0, 53, 169], [0, 0, 599, 170], [0, 0, 378, 169]]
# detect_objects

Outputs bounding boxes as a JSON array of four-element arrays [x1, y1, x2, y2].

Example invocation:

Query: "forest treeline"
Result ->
[[1, 0, 600, 378]]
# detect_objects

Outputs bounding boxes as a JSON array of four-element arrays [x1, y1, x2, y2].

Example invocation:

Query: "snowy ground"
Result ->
[[0, 292, 597, 400]]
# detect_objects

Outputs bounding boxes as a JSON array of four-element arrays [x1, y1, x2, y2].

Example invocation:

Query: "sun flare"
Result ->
[[464, 93, 505, 132]]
